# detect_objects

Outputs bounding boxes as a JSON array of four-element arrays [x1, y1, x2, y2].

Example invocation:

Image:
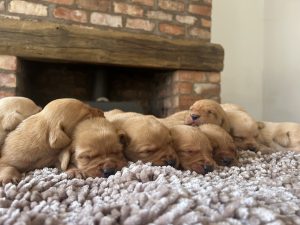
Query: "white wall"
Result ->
[[211, 0, 264, 120], [212, 0, 300, 122], [264, 0, 300, 122]]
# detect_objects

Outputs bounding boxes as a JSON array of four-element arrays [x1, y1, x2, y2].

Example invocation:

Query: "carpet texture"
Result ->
[[0, 151, 300, 225]]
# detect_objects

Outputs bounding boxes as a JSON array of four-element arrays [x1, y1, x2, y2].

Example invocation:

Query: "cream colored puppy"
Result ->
[[170, 125, 216, 174], [109, 115, 179, 168], [0, 96, 41, 147], [60, 117, 128, 179], [0, 98, 104, 184], [226, 110, 260, 152], [199, 124, 238, 167], [257, 121, 300, 153]]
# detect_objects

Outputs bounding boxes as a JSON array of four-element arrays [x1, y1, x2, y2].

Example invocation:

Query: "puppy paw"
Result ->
[[0, 167, 22, 185], [66, 169, 87, 179]]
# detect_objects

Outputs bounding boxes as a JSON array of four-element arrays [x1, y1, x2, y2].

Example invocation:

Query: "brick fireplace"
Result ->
[[0, 0, 223, 116]]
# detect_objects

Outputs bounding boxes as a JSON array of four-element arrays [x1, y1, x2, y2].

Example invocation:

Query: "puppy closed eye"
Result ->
[[233, 136, 245, 142], [180, 150, 197, 156], [78, 154, 92, 163], [139, 149, 156, 157]]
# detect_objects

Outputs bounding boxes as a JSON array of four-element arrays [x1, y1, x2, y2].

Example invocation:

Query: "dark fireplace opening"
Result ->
[[16, 59, 171, 116]]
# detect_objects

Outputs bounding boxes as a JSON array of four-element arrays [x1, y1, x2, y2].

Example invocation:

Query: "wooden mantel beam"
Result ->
[[0, 19, 224, 71]]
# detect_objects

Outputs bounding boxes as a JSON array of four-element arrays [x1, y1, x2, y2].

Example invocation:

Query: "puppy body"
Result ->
[[199, 124, 238, 167], [61, 117, 128, 179], [225, 110, 260, 152], [0, 97, 41, 147], [221, 103, 246, 112], [170, 125, 215, 174], [110, 115, 179, 168], [158, 111, 187, 128], [0, 98, 104, 184], [257, 121, 300, 153], [104, 109, 124, 118], [105, 111, 142, 126], [185, 99, 231, 132]]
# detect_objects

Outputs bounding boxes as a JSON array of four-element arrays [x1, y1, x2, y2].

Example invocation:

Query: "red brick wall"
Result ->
[[154, 70, 220, 116], [0, 56, 17, 97], [0, 0, 211, 40], [0, 0, 221, 115]]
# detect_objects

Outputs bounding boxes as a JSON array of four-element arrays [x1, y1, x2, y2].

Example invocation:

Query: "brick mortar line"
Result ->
[[0, 69, 16, 74]]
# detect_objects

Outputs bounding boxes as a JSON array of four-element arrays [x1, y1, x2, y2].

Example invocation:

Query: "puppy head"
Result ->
[[121, 115, 179, 168], [70, 117, 128, 178], [42, 98, 104, 134], [170, 125, 216, 175], [185, 99, 230, 132], [200, 124, 238, 167], [227, 110, 259, 152]]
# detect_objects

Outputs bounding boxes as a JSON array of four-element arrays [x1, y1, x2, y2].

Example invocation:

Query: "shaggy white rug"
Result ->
[[0, 151, 299, 225]]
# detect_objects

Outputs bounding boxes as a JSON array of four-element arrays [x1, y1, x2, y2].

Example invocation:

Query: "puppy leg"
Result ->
[[273, 131, 290, 148], [2, 111, 24, 131], [49, 123, 71, 149], [0, 164, 22, 185]]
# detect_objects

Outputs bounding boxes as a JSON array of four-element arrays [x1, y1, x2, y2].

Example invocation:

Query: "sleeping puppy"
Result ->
[[0, 98, 104, 184], [109, 115, 179, 168], [159, 99, 230, 132], [184, 99, 231, 132], [199, 124, 238, 167], [257, 121, 300, 153], [225, 110, 260, 152], [60, 117, 128, 179], [0, 96, 41, 147], [170, 125, 216, 174]]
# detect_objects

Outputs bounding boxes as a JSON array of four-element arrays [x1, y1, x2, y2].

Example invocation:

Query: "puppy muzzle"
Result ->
[[220, 157, 234, 166], [102, 168, 116, 178], [191, 114, 200, 121], [164, 159, 177, 168]]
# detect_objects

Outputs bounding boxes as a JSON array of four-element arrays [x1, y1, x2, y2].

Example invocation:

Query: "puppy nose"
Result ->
[[165, 159, 177, 167], [102, 168, 116, 178], [204, 164, 214, 174], [248, 146, 257, 152], [221, 157, 233, 166], [191, 114, 200, 121]]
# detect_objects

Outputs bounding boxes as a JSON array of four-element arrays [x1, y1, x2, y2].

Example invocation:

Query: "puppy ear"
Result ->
[[58, 147, 72, 171], [2, 111, 24, 131], [49, 123, 71, 149], [229, 127, 234, 135], [117, 129, 130, 147], [273, 131, 291, 147], [257, 121, 265, 130]]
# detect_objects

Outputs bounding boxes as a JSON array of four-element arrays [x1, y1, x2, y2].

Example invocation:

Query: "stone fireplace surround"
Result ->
[[0, 0, 223, 116]]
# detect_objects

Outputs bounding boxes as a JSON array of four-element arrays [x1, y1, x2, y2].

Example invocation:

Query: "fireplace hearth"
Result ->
[[0, 0, 223, 116]]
